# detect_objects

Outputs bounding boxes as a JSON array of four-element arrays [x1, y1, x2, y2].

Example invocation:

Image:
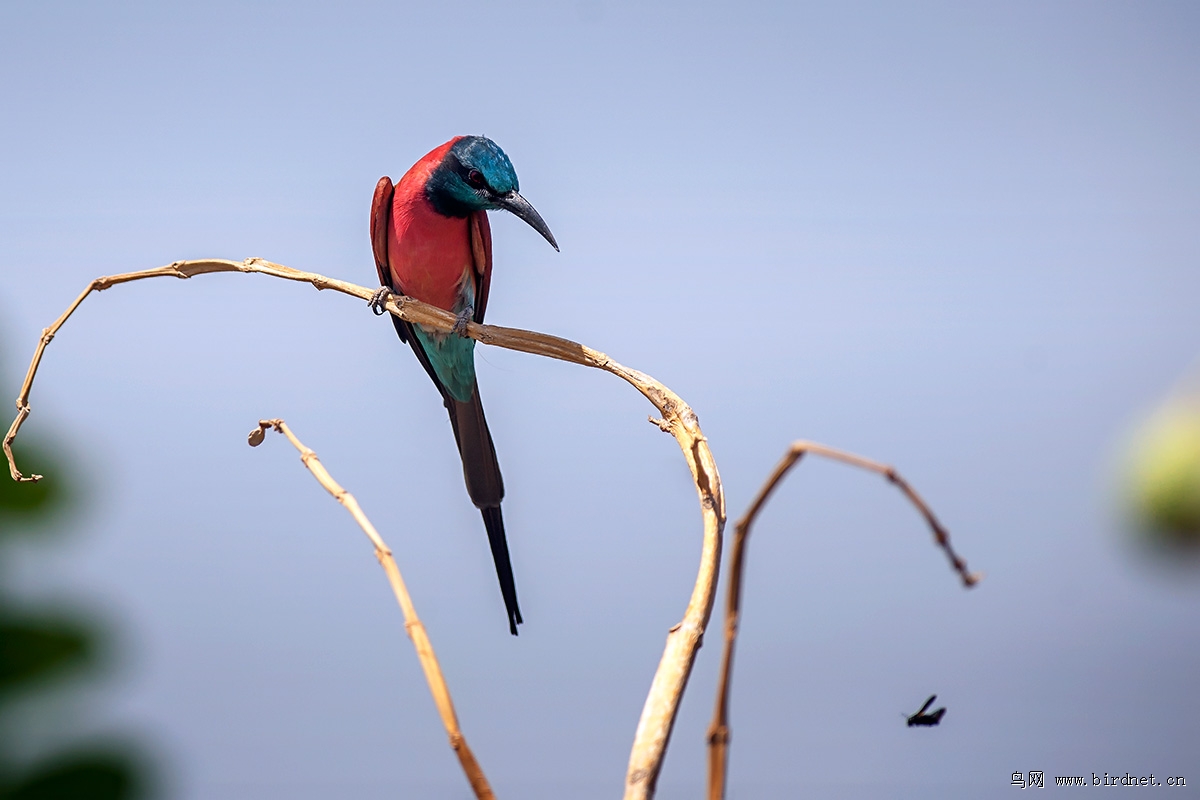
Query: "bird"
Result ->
[[369, 136, 558, 636], [905, 694, 946, 727]]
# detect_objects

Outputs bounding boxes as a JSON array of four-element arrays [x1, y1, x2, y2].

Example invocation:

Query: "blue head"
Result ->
[[427, 136, 558, 251]]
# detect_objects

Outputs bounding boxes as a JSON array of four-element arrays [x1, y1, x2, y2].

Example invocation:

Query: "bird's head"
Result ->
[[427, 136, 558, 251]]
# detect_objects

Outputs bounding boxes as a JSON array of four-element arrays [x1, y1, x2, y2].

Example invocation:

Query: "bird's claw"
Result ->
[[368, 287, 392, 316], [452, 305, 474, 337]]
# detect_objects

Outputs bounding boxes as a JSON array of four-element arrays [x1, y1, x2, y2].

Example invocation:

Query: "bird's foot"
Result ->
[[452, 305, 474, 337], [368, 286, 392, 316]]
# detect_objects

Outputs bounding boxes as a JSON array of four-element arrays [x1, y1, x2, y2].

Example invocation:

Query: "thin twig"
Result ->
[[248, 418, 495, 799], [705, 440, 980, 800], [5, 258, 724, 800]]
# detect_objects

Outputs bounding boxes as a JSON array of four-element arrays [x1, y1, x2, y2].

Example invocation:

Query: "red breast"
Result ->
[[387, 137, 475, 312]]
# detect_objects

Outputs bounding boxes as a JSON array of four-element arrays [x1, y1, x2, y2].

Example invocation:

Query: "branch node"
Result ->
[[299, 450, 319, 470], [706, 725, 729, 746], [647, 415, 670, 432]]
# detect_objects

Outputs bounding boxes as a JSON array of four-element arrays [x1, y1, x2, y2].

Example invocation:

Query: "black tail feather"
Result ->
[[482, 505, 522, 635], [398, 323, 521, 635]]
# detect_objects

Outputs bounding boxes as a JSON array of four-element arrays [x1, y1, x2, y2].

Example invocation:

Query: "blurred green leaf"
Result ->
[[0, 751, 141, 800], [0, 617, 91, 697], [0, 441, 73, 535]]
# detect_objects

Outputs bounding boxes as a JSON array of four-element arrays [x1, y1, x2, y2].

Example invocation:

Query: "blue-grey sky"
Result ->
[[2, 1, 1198, 798]]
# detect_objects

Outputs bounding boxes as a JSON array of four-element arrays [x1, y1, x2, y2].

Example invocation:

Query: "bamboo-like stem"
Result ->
[[248, 418, 495, 799], [705, 440, 980, 800], [4, 258, 724, 800]]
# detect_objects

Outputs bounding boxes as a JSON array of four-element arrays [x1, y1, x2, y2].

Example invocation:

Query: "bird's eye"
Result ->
[[467, 169, 486, 189]]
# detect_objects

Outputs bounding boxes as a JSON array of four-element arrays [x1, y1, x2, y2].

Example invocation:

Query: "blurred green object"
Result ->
[[0, 435, 149, 798], [0, 443, 68, 533], [1, 751, 138, 800], [0, 616, 90, 698], [1124, 396, 1200, 552]]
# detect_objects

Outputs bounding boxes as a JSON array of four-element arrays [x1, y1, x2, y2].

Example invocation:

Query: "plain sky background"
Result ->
[[2, 1, 1198, 798]]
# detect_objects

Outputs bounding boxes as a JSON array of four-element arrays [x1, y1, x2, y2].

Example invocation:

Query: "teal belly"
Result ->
[[414, 325, 476, 402]]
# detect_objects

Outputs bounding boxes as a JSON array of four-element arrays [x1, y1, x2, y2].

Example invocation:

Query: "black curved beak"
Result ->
[[497, 191, 559, 252]]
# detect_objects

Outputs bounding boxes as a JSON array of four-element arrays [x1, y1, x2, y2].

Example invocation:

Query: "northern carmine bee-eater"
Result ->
[[369, 136, 557, 636]]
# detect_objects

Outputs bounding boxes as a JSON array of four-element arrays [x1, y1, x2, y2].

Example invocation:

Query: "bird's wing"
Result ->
[[917, 695, 936, 715], [469, 210, 493, 324], [371, 176, 408, 343], [371, 176, 394, 286]]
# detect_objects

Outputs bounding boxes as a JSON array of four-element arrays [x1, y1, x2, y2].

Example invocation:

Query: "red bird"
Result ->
[[370, 136, 557, 635]]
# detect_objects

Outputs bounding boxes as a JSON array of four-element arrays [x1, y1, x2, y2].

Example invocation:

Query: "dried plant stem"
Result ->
[[705, 441, 980, 800], [5, 258, 724, 800], [248, 418, 495, 799]]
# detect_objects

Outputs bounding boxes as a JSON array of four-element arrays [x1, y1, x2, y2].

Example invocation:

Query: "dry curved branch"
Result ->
[[4, 258, 724, 800], [248, 418, 495, 799], [705, 440, 980, 800]]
